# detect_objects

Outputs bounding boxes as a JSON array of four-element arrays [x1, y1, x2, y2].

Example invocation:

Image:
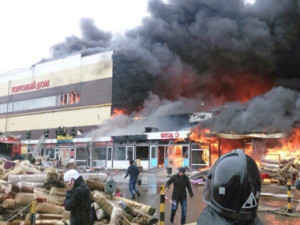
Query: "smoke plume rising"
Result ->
[[46, 0, 300, 135]]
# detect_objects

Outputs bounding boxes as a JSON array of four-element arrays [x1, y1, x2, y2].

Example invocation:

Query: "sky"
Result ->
[[0, 0, 149, 74], [0, 0, 256, 75]]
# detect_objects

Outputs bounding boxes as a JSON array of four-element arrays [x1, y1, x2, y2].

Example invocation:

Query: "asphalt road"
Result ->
[[112, 169, 300, 225]]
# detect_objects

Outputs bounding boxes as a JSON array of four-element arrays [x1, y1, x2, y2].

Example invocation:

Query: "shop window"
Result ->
[[93, 147, 106, 160], [183, 146, 188, 158], [113, 147, 126, 160], [136, 146, 149, 160], [59, 91, 80, 106], [151, 146, 157, 158], [107, 147, 112, 160], [46, 149, 55, 159], [127, 147, 134, 160], [191, 150, 207, 165], [76, 148, 87, 160]]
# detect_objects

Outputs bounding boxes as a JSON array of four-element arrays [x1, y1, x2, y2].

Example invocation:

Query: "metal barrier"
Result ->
[[160, 185, 165, 225]]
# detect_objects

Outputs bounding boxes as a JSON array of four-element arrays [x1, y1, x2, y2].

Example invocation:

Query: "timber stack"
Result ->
[[260, 157, 299, 185], [0, 158, 157, 225]]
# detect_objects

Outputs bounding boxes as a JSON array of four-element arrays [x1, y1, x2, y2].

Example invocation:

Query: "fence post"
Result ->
[[30, 201, 37, 225], [160, 185, 165, 225], [287, 179, 292, 213]]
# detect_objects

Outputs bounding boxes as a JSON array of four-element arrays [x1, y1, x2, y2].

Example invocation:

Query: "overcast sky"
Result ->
[[0, 0, 148, 74]]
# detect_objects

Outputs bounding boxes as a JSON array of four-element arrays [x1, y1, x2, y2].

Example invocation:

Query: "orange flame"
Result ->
[[167, 146, 184, 168], [263, 128, 300, 164], [111, 108, 127, 118], [189, 128, 218, 165]]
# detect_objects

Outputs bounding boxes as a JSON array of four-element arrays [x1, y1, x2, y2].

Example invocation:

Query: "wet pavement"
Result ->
[[112, 169, 300, 225]]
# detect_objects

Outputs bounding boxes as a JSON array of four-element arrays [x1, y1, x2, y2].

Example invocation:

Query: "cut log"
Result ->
[[16, 182, 43, 193], [2, 199, 16, 209], [0, 183, 12, 194], [110, 202, 124, 225], [86, 179, 120, 193], [260, 163, 280, 169], [34, 188, 65, 205], [15, 193, 35, 205], [113, 196, 155, 216], [4, 166, 24, 180], [8, 174, 47, 185], [62, 211, 70, 220], [37, 214, 64, 220], [49, 187, 66, 196], [8, 220, 69, 225], [86, 179, 105, 191], [36, 202, 65, 214], [81, 173, 107, 182], [42, 173, 65, 190], [19, 164, 42, 174], [93, 191, 132, 225]]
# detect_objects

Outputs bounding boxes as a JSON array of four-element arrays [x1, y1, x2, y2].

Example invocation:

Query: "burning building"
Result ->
[[3, 0, 300, 169]]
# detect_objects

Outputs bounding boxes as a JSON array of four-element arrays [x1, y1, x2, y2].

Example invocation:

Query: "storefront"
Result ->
[[147, 131, 190, 168]]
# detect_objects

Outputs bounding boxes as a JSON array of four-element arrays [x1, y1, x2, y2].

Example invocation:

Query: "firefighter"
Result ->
[[197, 149, 263, 225]]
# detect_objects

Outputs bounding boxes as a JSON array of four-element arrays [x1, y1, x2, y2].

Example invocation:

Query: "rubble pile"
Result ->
[[0, 158, 157, 225]]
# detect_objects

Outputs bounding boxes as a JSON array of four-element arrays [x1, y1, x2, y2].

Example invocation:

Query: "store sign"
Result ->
[[57, 135, 73, 143], [11, 80, 50, 94], [147, 131, 190, 140], [161, 132, 180, 139]]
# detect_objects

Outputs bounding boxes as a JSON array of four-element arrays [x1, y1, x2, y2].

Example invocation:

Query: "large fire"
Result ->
[[263, 128, 300, 164], [189, 128, 219, 165], [189, 127, 300, 167]]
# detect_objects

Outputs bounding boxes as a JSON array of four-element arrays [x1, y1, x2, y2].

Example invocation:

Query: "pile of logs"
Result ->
[[260, 158, 299, 185], [0, 159, 157, 225]]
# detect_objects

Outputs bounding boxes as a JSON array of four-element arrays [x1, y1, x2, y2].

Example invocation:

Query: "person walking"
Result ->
[[124, 159, 140, 199], [64, 169, 91, 225], [165, 167, 194, 225]]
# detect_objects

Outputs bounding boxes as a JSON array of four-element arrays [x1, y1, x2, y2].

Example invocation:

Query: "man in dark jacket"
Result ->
[[64, 169, 91, 225], [124, 160, 140, 199], [166, 167, 194, 225]]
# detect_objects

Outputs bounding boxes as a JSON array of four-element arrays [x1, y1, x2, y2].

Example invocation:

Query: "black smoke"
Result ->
[[112, 0, 300, 111], [203, 86, 300, 133], [46, 0, 300, 133], [50, 18, 112, 59]]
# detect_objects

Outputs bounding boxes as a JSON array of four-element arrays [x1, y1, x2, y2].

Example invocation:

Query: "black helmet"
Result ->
[[203, 149, 261, 221]]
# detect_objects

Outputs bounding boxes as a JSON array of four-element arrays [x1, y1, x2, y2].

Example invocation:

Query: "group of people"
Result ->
[[63, 149, 286, 225]]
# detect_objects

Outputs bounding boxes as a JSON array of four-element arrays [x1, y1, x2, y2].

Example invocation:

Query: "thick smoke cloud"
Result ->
[[50, 18, 112, 59], [89, 93, 204, 138], [46, 0, 300, 134], [204, 87, 300, 133], [111, 0, 300, 111]]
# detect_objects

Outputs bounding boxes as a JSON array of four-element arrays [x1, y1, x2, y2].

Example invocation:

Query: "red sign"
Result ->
[[11, 80, 50, 94], [161, 132, 180, 139], [0, 136, 20, 143]]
